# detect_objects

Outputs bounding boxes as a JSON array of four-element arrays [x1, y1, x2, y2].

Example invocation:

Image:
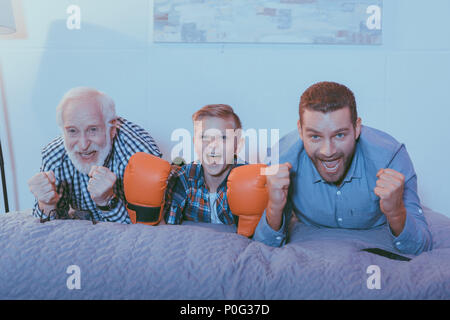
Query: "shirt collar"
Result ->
[[343, 142, 362, 182], [309, 155, 324, 183]]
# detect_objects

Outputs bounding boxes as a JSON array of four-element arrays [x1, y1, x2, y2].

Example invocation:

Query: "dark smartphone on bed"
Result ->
[[361, 248, 412, 261]]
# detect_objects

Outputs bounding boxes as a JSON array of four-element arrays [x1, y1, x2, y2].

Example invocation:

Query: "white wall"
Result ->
[[0, 0, 449, 216]]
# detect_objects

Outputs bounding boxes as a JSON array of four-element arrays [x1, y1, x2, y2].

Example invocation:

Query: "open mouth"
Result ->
[[206, 153, 222, 163], [78, 150, 97, 161], [321, 158, 341, 173]]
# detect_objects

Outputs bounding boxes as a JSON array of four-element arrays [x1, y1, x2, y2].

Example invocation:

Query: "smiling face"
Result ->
[[62, 98, 115, 174], [194, 116, 242, 179], [298, 107, 361, 185]]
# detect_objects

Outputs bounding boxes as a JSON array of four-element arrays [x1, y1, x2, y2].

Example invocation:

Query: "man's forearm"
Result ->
[[387, 207, 407, 237], [266, 204, 284, 232]]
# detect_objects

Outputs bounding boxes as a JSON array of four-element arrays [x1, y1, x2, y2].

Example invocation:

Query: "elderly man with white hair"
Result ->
[[28, 87, 161, 223]]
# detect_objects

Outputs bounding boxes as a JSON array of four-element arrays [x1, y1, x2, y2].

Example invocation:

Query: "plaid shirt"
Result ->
[[32, 117, 161, 223], [164, 161, 245, 225]]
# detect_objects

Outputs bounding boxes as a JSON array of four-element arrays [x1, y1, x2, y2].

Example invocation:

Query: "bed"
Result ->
[[0, 206, 449, 299]]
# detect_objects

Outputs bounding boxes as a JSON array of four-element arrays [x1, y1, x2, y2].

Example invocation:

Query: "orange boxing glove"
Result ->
[[227, 164, 269, 237], [124, 152, 171, 225]]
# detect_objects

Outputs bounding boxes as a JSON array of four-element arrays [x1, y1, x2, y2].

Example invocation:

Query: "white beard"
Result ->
[[64, 134, 113, 175]]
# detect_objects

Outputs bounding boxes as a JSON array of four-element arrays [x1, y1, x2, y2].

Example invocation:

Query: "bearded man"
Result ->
[[254, 81, 432, 254], [28, 87, 161, 223]]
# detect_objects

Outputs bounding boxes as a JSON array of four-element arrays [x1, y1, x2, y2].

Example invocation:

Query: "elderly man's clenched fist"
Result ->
[[28, 171, 61, 213], [88, 166, 117, 207]]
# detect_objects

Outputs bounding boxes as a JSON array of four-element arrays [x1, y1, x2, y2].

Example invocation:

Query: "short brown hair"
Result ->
[[192, 104, 242, 129], [299, 82, 357, 126]]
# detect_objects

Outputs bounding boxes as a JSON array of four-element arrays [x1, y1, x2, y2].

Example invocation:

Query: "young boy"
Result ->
[[163, 104, 244, 225]]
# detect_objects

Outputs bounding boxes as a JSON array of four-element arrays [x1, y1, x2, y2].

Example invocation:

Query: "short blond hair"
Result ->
[[192, 104, 242, 129]]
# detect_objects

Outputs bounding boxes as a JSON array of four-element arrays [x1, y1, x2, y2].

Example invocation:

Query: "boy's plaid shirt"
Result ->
[[32, 117, 161, 223], [163, 161, 245, 225]]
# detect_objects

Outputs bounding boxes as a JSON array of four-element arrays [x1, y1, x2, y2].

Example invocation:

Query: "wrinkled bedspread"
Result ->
[[1, 207, 449, 299]]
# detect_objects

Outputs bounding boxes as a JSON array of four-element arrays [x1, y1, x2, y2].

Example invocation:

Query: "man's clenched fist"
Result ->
[[263, 162, 292, 231], [87, 166, 117, 207], [28, 171, 61, 212], [374, 168, 407, 236]]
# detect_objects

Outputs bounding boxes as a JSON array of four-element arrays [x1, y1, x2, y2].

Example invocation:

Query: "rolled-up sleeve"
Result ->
[[390, 205, 432, 254], [253, 200, 292, 247]]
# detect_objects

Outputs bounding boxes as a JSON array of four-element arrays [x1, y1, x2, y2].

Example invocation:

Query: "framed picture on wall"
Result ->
[[154, 0, 382, 44]]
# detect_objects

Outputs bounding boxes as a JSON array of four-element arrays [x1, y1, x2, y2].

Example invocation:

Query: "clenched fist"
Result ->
[[374, 168, 407, 236], [87, 166, 117, 206], [263, 162, 292, 230], [28, 171, 61, 212]]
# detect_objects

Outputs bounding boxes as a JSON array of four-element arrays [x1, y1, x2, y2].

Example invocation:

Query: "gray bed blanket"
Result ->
[[1, 207, 449, 299]]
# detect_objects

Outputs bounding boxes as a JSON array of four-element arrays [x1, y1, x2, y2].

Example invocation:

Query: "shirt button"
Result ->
[[396, 241, 401, 246], [418, 209, 423, 214], [337, 218, 343, 222], [276, 236, 282, 241], [336, 191, 342, 196]]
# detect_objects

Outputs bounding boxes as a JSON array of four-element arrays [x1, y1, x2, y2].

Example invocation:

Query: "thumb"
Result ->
[[45, 171, 56, 185], [89, 165, 99, 178], [283, 162, 293, 170]]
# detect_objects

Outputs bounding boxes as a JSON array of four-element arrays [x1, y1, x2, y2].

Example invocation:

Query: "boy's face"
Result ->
[[194, 116, 241, 178]]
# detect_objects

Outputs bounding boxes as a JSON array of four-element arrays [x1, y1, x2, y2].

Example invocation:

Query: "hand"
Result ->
[[263, 162, 292, 230], [87, 166, 117, 206], [374, 168, 407, 235], [28, 171, 61, 210]]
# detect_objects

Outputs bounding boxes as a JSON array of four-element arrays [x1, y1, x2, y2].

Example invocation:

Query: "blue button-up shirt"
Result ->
[[253, 126, 432, 255]]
